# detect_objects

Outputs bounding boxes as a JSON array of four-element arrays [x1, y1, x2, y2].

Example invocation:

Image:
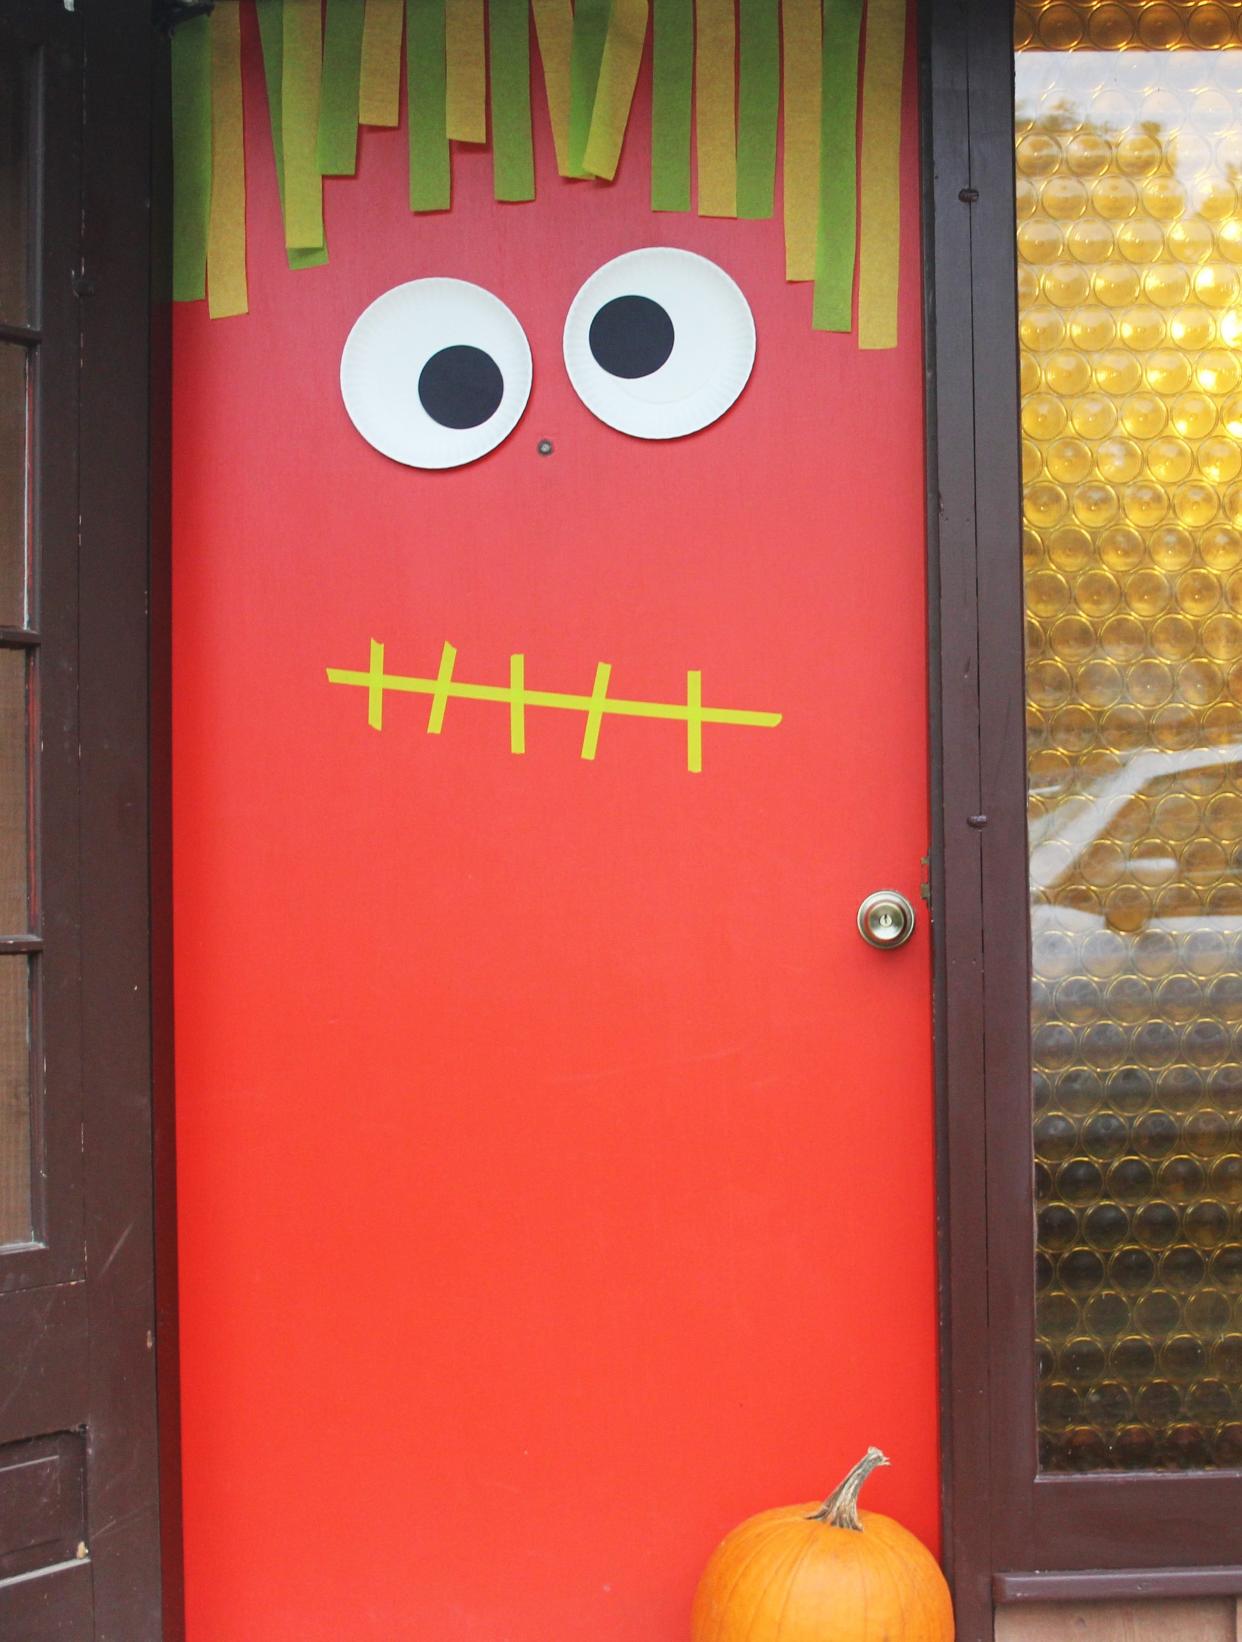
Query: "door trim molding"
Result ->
[[922, 0, 1005, 1631], [924, 4, 1242, 1633], [994, 1568, 1242, 1606]]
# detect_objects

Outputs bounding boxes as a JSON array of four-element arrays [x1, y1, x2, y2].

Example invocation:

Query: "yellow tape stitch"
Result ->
[[327, 640, 782, 773]]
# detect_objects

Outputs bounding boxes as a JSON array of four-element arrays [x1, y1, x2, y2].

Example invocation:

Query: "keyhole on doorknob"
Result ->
[[856, 890, 916, 950]]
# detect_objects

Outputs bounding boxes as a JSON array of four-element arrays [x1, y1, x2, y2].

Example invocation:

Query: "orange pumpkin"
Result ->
[[691, 1448, 955, 1642]]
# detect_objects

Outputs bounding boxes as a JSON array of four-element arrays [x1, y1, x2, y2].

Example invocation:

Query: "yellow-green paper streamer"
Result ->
[[531, 0, 574, 177], [171, 14, 211, 302], [408, 0, 451, 210], [857, 0, 906, 349], [208, 3, 247, 317], [359, 0, 404, 126], [584, 0, 649, 181], [736, 0, 778, 219], [813, 0, 862, 331], [651, 0, 692, 211], [490, 0, 534, 200], [319, 0, 365, 176], [255, 0, 329, 269], [281, 0, 324, 251], [446, 0, 488, 142], [567, 0, 612, 178], [781, 0, 820, 280], [694, 0, 736, 217]]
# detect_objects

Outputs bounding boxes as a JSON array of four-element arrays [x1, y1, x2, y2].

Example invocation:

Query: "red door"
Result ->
[[172, 20, 935, 1638]]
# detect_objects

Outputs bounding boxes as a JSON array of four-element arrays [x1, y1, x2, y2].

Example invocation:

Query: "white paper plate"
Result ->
[[562, 249, 755, 440], [340, 278, 532, 469]]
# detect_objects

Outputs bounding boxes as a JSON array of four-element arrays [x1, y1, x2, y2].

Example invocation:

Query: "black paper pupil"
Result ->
[[588, 295, 675, 380], [418, 344, 505, 430]]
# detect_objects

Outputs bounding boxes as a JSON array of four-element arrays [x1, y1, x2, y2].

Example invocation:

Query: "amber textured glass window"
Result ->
[[1017, 1, 1242, 1473]]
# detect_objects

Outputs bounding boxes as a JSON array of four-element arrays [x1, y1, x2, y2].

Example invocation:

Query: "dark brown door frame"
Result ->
[[79, 5, 179, 1634], [0, 2, 175, 1637], [923, 5, 1242, 1638]]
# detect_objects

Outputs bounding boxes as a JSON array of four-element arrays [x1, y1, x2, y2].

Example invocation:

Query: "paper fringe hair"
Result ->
[[173, 0, 906, 346]]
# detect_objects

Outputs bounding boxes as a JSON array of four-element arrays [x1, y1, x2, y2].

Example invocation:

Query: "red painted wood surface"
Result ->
[[172, 14, 935, 1638]]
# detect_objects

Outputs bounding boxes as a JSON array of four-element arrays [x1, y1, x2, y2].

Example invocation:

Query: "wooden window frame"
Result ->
[[924, 4, 1242, 1636], [0, 0, 84, 1298]]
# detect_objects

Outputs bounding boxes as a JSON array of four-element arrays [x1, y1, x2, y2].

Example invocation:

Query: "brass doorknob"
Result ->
[[856, 890, 916, 949]]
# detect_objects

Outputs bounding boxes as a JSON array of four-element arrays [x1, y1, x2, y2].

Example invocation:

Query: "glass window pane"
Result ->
[[0, 51, 31, 329], [1018, 4, 1242, 1474], [0, 344, 30, 628], [0, 957, 31, 1247], [0, 650, 28, 933]]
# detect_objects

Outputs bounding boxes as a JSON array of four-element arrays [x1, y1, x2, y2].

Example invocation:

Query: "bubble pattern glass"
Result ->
[[1018, 5, 1242, 1472]]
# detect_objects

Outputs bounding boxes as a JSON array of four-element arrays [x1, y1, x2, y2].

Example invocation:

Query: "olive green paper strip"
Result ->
[[531, 0, 575, 176], [584, 0, 649, 181], [255, 0, 329, 267], [408, 0, 451, 211], [359, 0, 404, 125], [812, 0, 862, 331], [566, 0, 612, 178], [736, 0, 779, 219], [207, 2, 248, 317], [171, 15, 212, 301], [281, 0, 324, 250], [857, 0, 906, 349], [318, 0, 365, 176], [489, 0, 534, 200], [694, 0, 736, 216], [446, 0, 488, 142], [651, 0, 692, 210], [781, 0, 820, 280]]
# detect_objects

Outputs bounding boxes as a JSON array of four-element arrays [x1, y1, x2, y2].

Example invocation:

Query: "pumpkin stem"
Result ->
[[808, 1447, 890, 1533]]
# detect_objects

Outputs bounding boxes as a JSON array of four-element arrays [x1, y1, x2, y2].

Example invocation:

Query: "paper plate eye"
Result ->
[[562, 249, 755, 440], [340, 278, 532, 469]]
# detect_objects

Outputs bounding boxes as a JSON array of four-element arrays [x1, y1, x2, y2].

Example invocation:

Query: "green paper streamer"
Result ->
[[651, 0, 692, 211], [813, 0, 862, 331], [171, 15, 212, 301], [566, 0, 611, 178], [857, 0, 906, 348], [408, 0, 451, 212], [736, 0, 778, 219], [318, 0, 365, 176], [255, 0, 329, 267], [281, 0, 324, 250], [489, 0, 535, 201], [583, 0, 648, 180]]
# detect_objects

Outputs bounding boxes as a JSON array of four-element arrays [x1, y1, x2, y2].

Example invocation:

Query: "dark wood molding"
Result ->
[[923, 0, 997, 1635], [995, 1566, 1242, 1605], [926, 0, 1242, 1627], [148, 13, 184, 1636], [78, 1, 168, 1634], [2, 1, 171, 1635]]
